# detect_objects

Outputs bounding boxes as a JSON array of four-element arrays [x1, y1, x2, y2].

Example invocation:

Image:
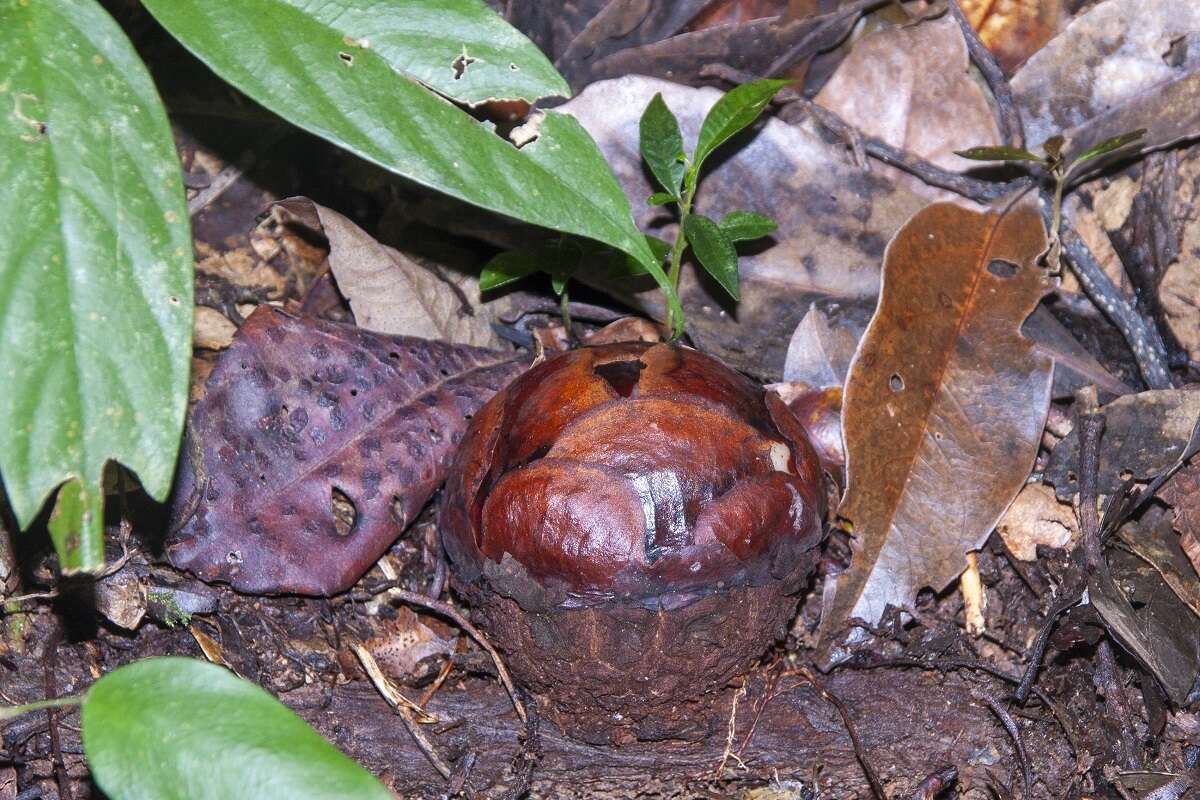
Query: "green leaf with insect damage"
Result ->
[[142, 0, 683, 334], [0, 0, 193, 573]]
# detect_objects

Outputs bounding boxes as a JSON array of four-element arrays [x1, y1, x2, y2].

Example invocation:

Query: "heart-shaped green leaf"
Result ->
[[0, 0, 193, 572], [82, 658, 392, 800]]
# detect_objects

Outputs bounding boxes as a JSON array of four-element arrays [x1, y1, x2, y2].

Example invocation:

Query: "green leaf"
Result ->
[[1072, 128, 1147, 168], [647, 192, 677, 207], [550, 273, 569, 295], [0, 0, 193, 572], [639, 92, 685, 198], [480, 250, 542, 291], [719, 210, 777, 242], [682, 215, 739, 301], [953, 145, 1045, 163], [693, 79, 789, 174], [82, 658, 392, 800], [141, 0, 683, 335]]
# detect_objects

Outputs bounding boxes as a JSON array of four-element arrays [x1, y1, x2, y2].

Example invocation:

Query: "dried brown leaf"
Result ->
[[275, 198, 502, 348], [824, 199, 1052, 636], [961, 0, 1061, 73], [995, 483, 1077, 561], [168, 307, 527, 595], [1046, 390, 1200, 500]]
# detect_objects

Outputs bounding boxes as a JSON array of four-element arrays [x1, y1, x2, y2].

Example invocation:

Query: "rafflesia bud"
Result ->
[[440, 342, 825, 743]]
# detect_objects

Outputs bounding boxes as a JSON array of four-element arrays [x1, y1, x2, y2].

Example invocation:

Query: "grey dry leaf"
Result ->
[[558, 75, 927, 380], [783, 304, 860, 388], [279, 198, 502, 349], [995, 483, 1077, 561], [814, 14, 1001, 205], [1011, 0, 1200, 153]]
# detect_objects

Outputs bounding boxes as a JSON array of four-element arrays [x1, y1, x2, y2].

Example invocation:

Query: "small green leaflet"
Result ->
[[82, 658, 392, 800], [954, 145, 1044, 163], [718, 210, 777, 242], [683, 215, 739, 300], [0, 0, 193, 572], [1072, 129, 1147, 168], [639, 92, 685, 199], [480, 250, 543, 291], [693, 79, 790, 174], [647, 192, 677, 207]]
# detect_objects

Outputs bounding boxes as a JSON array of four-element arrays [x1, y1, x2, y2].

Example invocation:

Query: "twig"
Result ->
[[976, 692, 1032, 798], [947, 0, 1023, 148], [0, 590, 57, 608], [1014, 591, 1082, 703], [714, 681, 749, 777], [493, 688, 540, 800], [908, 766, 957, 800], [1052, 201, 1173, 389], [346, 582, 526, 724], [699, 63, 1031, 206], [797, 666, 887, 800], [44, 630, 73, 800], [353, 645, 450, 780], [1076, 401, 1141, 769]]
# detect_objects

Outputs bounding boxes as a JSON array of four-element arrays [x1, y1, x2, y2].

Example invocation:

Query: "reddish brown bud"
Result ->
[[440, 342, 825, 742]]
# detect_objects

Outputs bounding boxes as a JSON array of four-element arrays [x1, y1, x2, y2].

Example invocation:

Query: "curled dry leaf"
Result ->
[[823, 199, 1053, 641], [168, 307, 527, 595], [274, 198, 502, 349], [559, 76, 926, 379], [814, 14, 1001, 204], [995, 483, 1077, 561], [192, 306, 237, 351], [1012, 0, 1200, 153], [1046, 390, 1200, 500]]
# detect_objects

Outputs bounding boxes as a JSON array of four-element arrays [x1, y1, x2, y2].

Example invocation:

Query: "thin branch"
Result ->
[[976, 692, 1032, 798], [947, 0, 1023, 147], [347, 581, 526, 724], [354, 645, 451, 780], [1052, 200, 1174, 388], [797, 666, 887, 800]]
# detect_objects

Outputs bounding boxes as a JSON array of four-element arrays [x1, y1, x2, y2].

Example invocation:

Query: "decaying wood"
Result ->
[[287, 669, 1072, 799]]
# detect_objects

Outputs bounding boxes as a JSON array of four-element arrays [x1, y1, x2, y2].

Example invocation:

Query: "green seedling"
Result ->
[[482, 79, 790, 335], [956, 129, 1146, 269]]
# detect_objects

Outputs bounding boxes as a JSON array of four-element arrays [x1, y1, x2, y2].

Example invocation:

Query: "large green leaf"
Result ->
[[141, 0, 682, 332], [241, 0, 568, 106], [82, 658, 392, 800], [0, 0, 192, 571]]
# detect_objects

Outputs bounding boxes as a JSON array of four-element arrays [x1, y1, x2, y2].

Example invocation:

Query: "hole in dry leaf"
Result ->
[[987, 259, 1019, 278], [350, 389, 358, 397], [338, 51, 354, 67], [1067, 470, 1078, 483], [331, 487, 357, 537], [1165, 35, 1190, 67], [594, 359, 645, 397], [452, 52, 477, 79], [388, 351, 400, 360], [889, 373, 905, 392]]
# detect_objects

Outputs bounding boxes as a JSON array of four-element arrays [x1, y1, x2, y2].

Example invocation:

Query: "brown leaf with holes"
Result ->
[[823, 199, 1052, 642], [168, 307, 527, 595]]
